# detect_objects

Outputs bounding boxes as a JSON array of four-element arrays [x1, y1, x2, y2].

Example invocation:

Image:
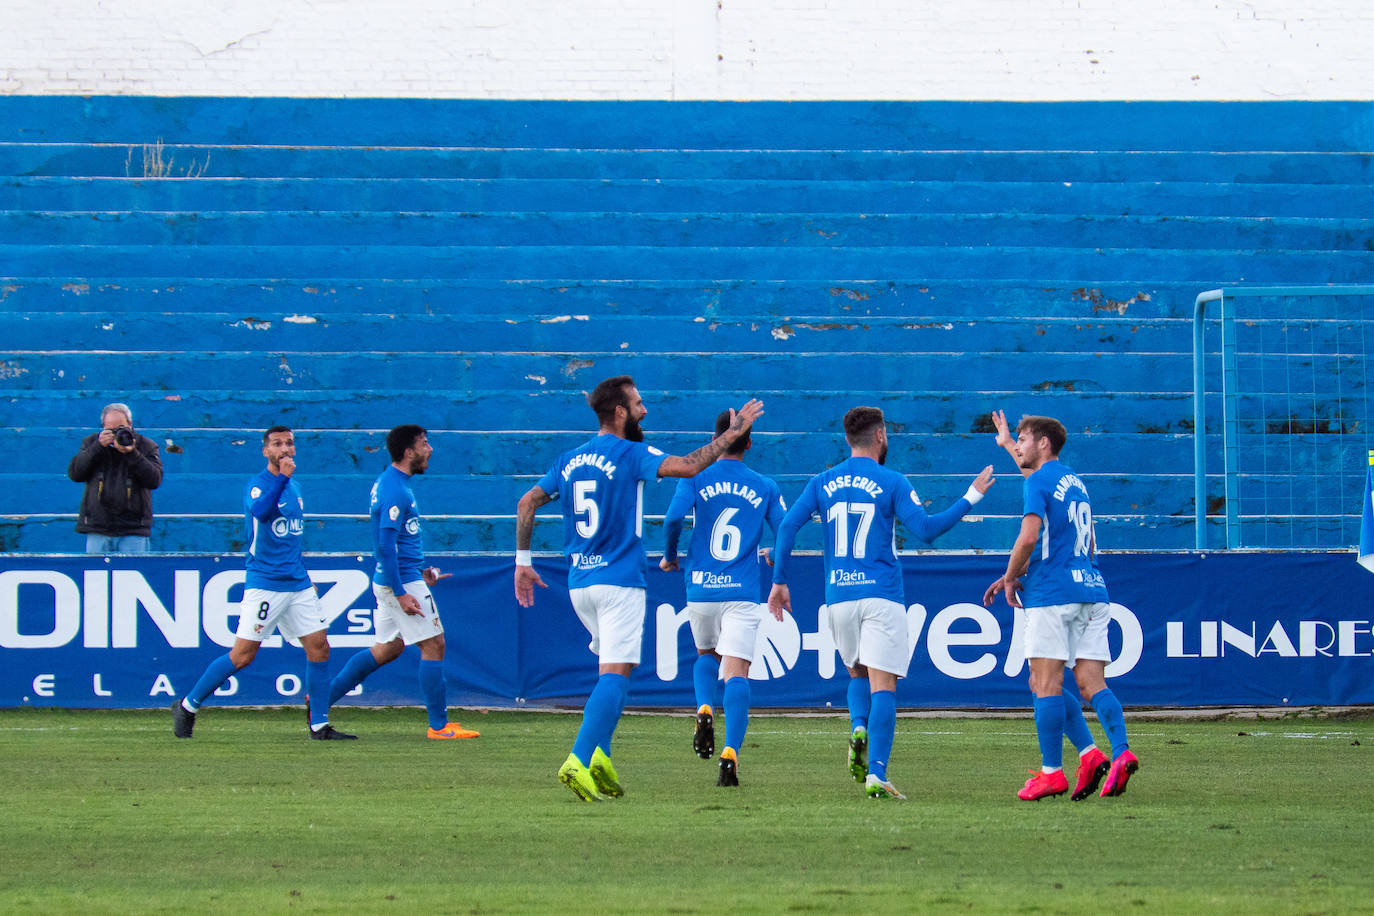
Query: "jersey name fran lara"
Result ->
[[561, 452, 618, 481], [697, 480, 763, 508], [822, 475, 883, 499], [1051, 473, 1089, 502]]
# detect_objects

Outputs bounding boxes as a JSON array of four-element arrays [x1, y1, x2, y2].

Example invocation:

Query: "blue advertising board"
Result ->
[[1, 552, 1370, 709]]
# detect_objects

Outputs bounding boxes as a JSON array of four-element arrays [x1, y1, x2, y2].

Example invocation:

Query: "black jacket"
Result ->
[[68, 432, 163, 536]]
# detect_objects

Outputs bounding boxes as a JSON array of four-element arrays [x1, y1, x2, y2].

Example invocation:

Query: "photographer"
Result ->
[[67, 402, 163, 554]]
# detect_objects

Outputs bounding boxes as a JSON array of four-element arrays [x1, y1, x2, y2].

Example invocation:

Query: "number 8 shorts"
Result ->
[[236, 587, 328, 642]]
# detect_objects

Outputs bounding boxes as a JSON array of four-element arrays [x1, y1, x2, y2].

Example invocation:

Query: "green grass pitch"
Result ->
[[2, 706, 1371, 914]]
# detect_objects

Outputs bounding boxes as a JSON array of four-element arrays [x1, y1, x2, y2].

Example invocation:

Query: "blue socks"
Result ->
[[1090, 687, 1130, 758], [572, 672, 629, 766], [1060, 678, 1096, 754], [184, 653, 240, 711], [693, 654, 720, 712], [867, 690, 897, 781], [847, 676, 871, 732], [723, 676, 750, 752], [306, 659, 331, 728], [418, 659, 447, 730], [329, 648, 381, 707], [1033, 694, 1066, 770]]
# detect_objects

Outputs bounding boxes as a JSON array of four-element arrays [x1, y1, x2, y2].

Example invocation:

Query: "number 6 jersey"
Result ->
[[1020, 459, 1110, 607], [537, 433, 667, 589]]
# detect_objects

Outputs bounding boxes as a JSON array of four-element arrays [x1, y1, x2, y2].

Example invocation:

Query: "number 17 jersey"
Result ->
[[1020, 459, 1109, 607], [537, 433, 666, 589]]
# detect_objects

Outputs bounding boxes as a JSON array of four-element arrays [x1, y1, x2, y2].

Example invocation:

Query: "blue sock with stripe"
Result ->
[[572, 672, 628, 766], [1033, 695, 1066, 770], [693, 654, 720, 712], [1090, 687, 1130, 758], [1060, 677, 1097, 754], [866, 690, 897, 781], [723, 676, 750, 753], [184, 653, 239, 711], [418, 659, 447, 730], [847, 676, 871, 732], [328, 648, 380, 707], [306, 660, 331, 728]]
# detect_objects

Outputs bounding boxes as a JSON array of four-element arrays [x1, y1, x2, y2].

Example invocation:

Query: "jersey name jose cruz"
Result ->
[[244, 469, 311, 591], [774, 456, 973, 606], [665, 460, 786, 602], [537, 433, 666, 589], [1020, 459, 1110, 607], [370, 464, 424, 590]]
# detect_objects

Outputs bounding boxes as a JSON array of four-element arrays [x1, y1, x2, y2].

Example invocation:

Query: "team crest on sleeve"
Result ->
[[389, 505, 400, 521], [250, 487, 262, 499]]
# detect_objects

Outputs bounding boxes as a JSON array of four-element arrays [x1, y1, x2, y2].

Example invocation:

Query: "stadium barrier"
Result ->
[[3, 552, 1370, 710]]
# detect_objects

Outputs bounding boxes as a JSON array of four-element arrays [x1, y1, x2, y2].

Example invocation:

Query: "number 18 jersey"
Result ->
[[537, 433, 666, 589], [1020, 459, 1110, 607]]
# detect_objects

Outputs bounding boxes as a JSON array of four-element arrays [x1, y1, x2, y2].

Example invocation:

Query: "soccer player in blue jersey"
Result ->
[[173, 426, 355, 740], [514, 375, 763, 801], [325, 425, 480, 740], [769, 407, 994, 800], [983, 413, 1138, 801], [660, 410, 787, 787]]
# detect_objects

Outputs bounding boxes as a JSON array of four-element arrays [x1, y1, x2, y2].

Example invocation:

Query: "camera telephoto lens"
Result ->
[[113, 426, 135, 448]]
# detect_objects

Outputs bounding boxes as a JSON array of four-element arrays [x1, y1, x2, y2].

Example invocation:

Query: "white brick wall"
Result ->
[[0, 0, 1369, 99]]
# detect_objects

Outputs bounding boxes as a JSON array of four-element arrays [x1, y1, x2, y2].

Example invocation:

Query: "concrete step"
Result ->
[[7, 209, 1372, 251], [5, 243, 1372, 280], [5, 177, 1372, 218]]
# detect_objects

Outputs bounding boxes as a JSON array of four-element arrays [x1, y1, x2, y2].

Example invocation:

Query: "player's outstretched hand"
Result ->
[[766, 583, 791, 622], [422, 565, 451, 586], [514, 564, 547, 608], [991, 409, 1013, 449], [726, 398, 765, 440], [759, 547, 773, 567], [659, 556, 679, 572], [972, 465, 995, 494]]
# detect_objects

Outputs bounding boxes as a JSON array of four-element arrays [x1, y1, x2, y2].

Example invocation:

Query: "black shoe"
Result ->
[[693, 708, 714, 759], [172, 700, 195, 738], [310, 724, 358, 741], [717, 750, 739, 787]]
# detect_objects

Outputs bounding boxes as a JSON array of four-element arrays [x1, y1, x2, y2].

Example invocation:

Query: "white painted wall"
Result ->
[[0, 0, 1370, 100]]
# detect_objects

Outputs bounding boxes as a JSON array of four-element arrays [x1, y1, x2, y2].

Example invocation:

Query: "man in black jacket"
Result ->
[[68, 402, 163, 553]]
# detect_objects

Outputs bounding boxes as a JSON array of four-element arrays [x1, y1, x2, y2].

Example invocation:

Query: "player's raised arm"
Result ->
[[991, 409, 1033, 479], [896, 466, 995, 544], [657, 398, 764, 479], [514, 484, 553, 607]]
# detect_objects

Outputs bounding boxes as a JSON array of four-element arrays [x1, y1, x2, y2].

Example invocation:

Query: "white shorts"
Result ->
[[827, 597, 910, 678], [373, 580, 444, 646], [570, 585, 646, 665], [687, 600, 765, 663], [1024, 602, 1108, 663], [236, 587, 327, 642]]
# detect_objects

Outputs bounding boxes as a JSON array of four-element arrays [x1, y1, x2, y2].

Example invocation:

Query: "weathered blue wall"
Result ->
[[2, 98, 1371, 553]]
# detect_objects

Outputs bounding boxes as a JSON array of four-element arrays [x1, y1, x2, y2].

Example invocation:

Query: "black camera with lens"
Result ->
[[112, 426, 136, 448]]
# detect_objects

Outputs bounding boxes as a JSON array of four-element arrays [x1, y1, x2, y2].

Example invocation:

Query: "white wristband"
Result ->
[[516, 549, 533, 567], [962, 485, 984, 506]]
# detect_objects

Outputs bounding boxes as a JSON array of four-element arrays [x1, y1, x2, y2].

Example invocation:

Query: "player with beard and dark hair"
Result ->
[[769, 406, 994, 799], [514, 375, 763, 801], [325, 425, 480, 740]]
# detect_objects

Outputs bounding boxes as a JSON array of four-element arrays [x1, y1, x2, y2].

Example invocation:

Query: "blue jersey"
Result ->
[[370, 464, 424, 590], [536, 433, 666, 589], [662, 459, 786, 602], [1020, 459, 1109, 607], [773, 456, 973, 605], [243, 468, 311, 591]]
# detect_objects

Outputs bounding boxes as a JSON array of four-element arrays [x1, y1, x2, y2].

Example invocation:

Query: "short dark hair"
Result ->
[[714, 409, 749, 456], [1017, 415, 1067, 455], [843, 406, 885, 448], [588, 375, 635, 425], [387, 424, 427, 462], [262, 424, 292, 445]]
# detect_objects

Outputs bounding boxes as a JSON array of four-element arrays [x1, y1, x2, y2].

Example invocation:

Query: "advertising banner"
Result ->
[[1, 552, 1370, 709]]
